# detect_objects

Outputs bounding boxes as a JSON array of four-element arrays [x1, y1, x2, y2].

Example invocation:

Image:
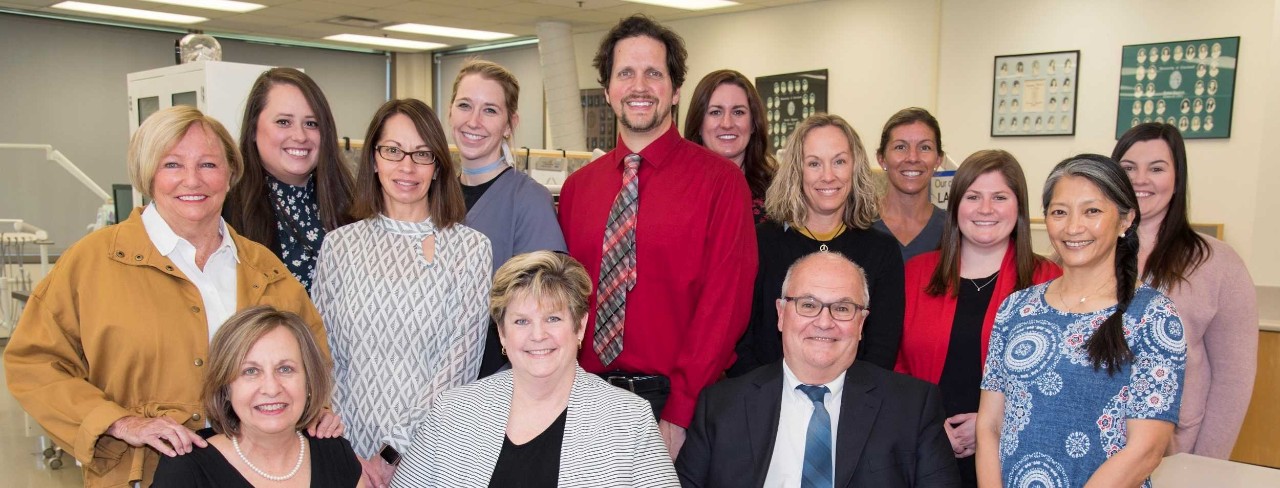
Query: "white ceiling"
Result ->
[[0, 0, 815, 52]]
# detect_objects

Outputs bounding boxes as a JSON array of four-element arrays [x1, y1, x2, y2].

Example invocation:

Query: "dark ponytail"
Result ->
[[1043, 154, 1141, 374], [1087, 215, 1139, 373]]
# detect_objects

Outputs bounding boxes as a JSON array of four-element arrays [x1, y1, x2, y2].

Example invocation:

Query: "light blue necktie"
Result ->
[[799, 384, 833, 488]]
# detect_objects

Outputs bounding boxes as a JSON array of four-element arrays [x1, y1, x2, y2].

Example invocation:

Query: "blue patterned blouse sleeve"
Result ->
[[1124, 290, 1187, 424], [981, 287, 1027, 393]]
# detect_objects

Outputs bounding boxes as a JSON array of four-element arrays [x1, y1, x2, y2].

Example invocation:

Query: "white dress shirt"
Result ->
[[141, 204, 238, 341], [764, 361, 846, 488]]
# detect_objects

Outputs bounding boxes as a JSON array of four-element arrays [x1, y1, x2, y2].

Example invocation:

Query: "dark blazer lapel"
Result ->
[[745, 363, 785, 488], [834, 362, 882, 488]]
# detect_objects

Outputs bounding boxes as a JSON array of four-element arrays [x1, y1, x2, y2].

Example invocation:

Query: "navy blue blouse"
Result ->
[[266, 174, 325, 291]]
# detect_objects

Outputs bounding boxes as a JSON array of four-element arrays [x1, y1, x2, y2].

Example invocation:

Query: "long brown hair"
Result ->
[[225, 68, 355, 247], [1111, 122, 1208, 291], [349, 99, 466, 228], [927, 150, 1045, 297], [684, 69, 777, 200]]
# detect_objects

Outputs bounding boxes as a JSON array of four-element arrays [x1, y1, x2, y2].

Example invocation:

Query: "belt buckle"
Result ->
[[607, 375, 638, 392]]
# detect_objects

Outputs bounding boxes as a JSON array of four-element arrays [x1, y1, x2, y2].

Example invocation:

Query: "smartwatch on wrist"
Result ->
[[378, 444, 401, 466]]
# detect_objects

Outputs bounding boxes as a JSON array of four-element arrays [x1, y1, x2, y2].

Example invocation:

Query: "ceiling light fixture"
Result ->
[[139, 0, 265, 13], [622, 0, 739, 10], [384, 23, 513, 41], [324, 34, 447, 52], [51, 1, 207, 24]]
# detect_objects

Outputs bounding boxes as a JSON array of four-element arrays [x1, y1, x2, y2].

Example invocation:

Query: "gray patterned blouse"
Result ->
[[313, 214, 492, 457]]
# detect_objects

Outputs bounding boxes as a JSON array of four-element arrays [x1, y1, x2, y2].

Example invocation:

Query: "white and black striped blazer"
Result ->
[[390, 366, 679, 487]]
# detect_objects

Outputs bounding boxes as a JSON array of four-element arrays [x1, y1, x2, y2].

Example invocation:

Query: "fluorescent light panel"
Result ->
[[324, 34, 447, 51], [384, 23, 513, 41], [622, 0, 739, 10], [51, 1, 206, 24], [139, 0, 264, 13]]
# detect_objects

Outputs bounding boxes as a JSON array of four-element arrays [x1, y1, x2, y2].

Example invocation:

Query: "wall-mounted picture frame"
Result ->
[[756, 70, 828, 149], [1114, 36, 1238, 139], [991, 50, 1080, 137]]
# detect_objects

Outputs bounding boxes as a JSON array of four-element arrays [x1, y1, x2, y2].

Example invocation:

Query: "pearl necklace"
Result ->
[[232, 431, 306, 482]]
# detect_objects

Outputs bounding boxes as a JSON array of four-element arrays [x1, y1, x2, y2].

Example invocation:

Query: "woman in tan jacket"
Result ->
[[3, 106, 338, 488]]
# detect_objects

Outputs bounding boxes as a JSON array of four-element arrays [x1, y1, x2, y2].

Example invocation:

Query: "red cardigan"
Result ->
[[895, 244, 1061, 384]]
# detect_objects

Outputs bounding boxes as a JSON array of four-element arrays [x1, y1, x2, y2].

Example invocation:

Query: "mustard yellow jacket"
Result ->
[[3, 209, 328, 488]]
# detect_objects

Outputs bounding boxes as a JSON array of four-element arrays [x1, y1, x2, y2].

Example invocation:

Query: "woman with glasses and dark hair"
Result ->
[[225, 67, 356, 292], [895, 150, 1059, 487], [683, 69, 778, 224], [977, 154, 1185, 488], [313, 99, 492, 488], [1113, 122, 1256, 458], [729, 113, 903, 376]]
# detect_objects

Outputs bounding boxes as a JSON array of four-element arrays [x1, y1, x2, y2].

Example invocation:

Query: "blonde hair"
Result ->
[[451, 58, 520, 129], [202, 306, 332, 437], [765, 113, 878, 229], [490, 251, 592, 331], [127, 105, 242, 199]]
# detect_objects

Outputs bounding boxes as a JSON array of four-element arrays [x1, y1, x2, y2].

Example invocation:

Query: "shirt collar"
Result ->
[[781, 360, 847, 400], [613, 123, 681, 170], [141, 203, 238, 261]]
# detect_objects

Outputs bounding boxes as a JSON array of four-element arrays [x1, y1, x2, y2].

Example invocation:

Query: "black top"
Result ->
[[938, 272, 997, 417], [730, 220, 905, 376], [462, 167, 511, 210], [487, 408, 568, 488], [266, 174, 326, 292], [151, 429, 362, 488], [938, 272, 995, 488]]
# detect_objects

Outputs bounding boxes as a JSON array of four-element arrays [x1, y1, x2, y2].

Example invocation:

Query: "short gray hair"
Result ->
[[779, 252, 871, 305]]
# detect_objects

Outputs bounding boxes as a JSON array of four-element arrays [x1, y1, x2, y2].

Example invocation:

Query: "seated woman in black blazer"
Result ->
[[152, 306, 364, 487]]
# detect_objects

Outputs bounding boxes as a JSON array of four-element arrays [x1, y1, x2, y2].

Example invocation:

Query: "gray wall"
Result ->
[[0, 13, 387, 253]]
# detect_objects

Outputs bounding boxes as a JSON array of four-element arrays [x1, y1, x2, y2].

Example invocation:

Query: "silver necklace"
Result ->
[[232, 431, 306, 482], [1053, 283, 1115, 313], [966, 272, 999, 292]]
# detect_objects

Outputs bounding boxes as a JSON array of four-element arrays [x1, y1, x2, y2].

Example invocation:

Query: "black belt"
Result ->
[[600, 372, 670, 394]]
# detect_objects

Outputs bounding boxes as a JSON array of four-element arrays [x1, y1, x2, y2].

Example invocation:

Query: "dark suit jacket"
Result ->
[[676, 361, 960, 488]]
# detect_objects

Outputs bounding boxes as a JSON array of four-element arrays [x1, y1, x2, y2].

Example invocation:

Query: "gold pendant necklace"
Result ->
[[800, 223, 845, 252]]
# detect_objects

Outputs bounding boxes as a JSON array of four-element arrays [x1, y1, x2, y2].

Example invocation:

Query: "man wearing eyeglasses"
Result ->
[[676, 252, 959, 488]]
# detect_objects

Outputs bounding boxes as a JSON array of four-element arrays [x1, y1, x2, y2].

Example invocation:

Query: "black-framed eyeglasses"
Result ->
[[376, 145, 435, 166], [782, 296, 868, 321]]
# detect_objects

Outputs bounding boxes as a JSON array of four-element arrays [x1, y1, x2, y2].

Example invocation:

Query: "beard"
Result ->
[[617, 98, 670, 134]]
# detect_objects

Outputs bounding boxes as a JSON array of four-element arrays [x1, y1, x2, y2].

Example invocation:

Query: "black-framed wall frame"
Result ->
[[991, 50, 1080, 137]]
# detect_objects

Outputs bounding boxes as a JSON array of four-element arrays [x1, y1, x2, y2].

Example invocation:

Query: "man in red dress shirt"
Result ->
[[557, 14, 757, 459]]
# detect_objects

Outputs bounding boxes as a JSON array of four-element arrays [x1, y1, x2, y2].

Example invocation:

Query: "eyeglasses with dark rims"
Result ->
[[781, 296, 868, 321], [376, 145, 435, 165]]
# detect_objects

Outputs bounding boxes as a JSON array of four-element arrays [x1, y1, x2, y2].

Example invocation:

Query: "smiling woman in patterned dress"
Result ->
[[226, 68, 356, 293], [976, 154, 1186, 488], [313, 99, 492, 488]]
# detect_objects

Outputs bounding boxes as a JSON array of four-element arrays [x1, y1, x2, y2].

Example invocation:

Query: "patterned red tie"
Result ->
[[594, 153, 640, 366]]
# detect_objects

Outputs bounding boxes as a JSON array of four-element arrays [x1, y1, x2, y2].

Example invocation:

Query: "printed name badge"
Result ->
[[932, 170, 956, 210]]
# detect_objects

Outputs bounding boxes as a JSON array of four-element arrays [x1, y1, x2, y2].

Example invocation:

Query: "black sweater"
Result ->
[[728, 220, 905, 376]]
